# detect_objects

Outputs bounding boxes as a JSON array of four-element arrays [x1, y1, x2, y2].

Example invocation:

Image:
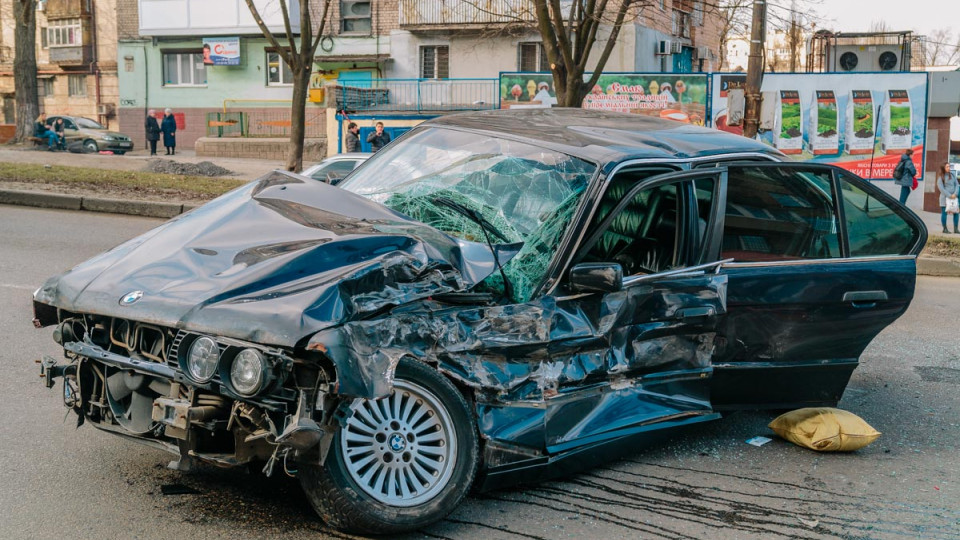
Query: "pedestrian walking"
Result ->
[[33, 113, 59, 151], [160, 108, 177, 155], [893, 148, 917, 205], [51, 117, 66, 150], [145, 110, 161, 156], [366, 121, 391, 152], [936, 161, 958, 234], [345, 122, 360, 153]]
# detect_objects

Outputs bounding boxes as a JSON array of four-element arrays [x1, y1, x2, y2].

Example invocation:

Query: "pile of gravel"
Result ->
[[144, 159, 234, 177]]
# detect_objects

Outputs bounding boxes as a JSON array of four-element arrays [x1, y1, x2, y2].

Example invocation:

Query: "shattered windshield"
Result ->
[[340, 127, 596, 302]]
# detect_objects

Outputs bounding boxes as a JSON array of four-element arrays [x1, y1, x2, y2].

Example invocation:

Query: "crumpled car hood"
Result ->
[[34, 171, 506, 346]]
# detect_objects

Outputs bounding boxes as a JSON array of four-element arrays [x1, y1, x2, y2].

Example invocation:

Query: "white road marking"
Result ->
[[0, 283, 37, 291]]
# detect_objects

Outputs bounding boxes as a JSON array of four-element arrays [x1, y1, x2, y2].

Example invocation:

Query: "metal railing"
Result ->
[[334, 78, 499, 113], [399, 0, 535, 26]]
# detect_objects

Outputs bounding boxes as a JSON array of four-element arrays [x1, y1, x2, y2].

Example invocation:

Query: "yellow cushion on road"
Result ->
[[768, 408, 881, 452]]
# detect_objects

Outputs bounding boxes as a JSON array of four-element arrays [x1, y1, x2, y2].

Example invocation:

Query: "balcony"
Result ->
[[43, 0, 91, 20], [139, 0, 300, 37], [49, 44, 93, 65], [332, 78, 498, 113], [399, 0, 535, 30]]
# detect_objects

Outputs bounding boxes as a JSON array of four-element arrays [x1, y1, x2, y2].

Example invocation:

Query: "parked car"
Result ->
[[300, 152, 372, 185], [33, 109, 925, 535], [45, 115, 134, 154]]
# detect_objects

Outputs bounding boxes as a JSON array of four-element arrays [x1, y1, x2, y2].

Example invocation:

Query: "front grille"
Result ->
[[107, 317, 175, 364]]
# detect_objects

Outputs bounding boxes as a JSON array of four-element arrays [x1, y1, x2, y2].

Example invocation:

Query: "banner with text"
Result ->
[[202, 37, 241, 66], [499, 72, 708, 125], [710, 72, 928, 179]]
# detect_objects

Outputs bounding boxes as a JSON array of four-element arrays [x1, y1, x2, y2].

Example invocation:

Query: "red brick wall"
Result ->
[[924, 117, 953, 212]]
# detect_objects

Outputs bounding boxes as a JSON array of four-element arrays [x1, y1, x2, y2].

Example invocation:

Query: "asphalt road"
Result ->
[[1, 205, 957, 540]]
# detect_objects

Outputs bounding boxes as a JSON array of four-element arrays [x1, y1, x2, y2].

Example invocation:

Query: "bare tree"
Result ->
[[245, 0, 332, 172], [712, 0, 752, 70], [922, 28, 960, 67], [13, 0, 39, 143], [533, 1, 639, 107]]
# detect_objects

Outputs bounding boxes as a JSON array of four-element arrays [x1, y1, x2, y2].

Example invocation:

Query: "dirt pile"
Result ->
[[143, 159, 234, 177]]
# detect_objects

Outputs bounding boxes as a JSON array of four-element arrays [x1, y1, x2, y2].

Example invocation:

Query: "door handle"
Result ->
[[842, 290, 888, 302], [676, 306, 716, 320], [842, 290, 887, 308]]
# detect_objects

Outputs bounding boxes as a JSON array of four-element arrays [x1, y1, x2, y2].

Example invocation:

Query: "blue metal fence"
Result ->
[[335, 78, 499, 113]]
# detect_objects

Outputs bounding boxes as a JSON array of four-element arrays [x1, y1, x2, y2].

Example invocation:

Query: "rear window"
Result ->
[[837, 173, 922, 256]]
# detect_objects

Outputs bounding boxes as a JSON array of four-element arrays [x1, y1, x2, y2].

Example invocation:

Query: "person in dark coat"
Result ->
[[145, 109, 161, 156], [366, 121, 391, 152], [160, 108, 177, 155], [52, 117, 66, 150], [345, 122, 360, 153], [893, 148, 917, 205]]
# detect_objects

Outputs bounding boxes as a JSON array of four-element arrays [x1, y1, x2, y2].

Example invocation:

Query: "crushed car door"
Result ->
[[539, 169, 729, 453], [707, 163, 925, 409]]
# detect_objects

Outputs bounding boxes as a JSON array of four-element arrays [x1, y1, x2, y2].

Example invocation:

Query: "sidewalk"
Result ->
[[873, 180, 950, 239], [0, 145, 318, 181]]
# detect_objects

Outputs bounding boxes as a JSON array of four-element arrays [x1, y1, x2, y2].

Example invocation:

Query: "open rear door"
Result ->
[[707, 163, 926, 409]]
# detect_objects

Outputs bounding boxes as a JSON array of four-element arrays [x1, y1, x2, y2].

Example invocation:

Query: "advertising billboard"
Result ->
[[499, 72, 708, 125], [202, 37, 241, 66], [711, 72, 928, 179]]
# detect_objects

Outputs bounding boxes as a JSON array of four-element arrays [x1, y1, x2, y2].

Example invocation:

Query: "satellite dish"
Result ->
[[878, 51, 898, 71], [839, 52, 859, 71]]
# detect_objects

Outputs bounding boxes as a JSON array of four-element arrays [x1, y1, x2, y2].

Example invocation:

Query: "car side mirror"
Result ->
[[568, 263, 623, 294]]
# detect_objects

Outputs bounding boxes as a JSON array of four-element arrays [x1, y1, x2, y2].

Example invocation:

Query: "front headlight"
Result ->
[[187, 336, 219, 382], [230, 348, 267, 396], [102, 135, 116, 141]]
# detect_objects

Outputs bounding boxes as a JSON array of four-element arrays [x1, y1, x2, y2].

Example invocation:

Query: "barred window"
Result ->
[[518, 42, 549, 72], [420, 45, 449, 79]]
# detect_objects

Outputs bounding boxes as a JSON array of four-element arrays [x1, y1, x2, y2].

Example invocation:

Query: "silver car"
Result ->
[[301, 153, 372, 185]]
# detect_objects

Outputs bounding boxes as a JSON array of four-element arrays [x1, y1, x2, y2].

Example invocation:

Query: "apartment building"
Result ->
[[0, 0, 118, 128], [115, 1, 724, 149]]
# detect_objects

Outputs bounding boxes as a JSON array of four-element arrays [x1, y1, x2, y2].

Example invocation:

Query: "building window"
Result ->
[[341, 1, 371, 34], [420, 45, 449, 79], [693, 1, 704, 26], [518, 42, 549, 72], [40, 27, 48, 49], [266, 52, 293, 86], [162, 52, 207, 86], [47, 18, 82, 47], [39, 77, 54, 97], [68, 75, 86, 97]]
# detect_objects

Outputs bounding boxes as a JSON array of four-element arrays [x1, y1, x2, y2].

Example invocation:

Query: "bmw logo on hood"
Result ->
[[119, 290, 143, 306]]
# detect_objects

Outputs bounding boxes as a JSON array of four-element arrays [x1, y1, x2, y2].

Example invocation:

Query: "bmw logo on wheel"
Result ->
[[119, 290, 143, 306]]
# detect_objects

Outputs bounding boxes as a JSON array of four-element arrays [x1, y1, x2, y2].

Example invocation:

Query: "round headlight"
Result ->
[[230, 348, 266, 396], [187, 336, 219, 382]]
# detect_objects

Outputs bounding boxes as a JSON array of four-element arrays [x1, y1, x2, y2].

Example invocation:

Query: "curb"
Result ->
[[0, 188, 194, 218], [2, 188, 959, 278], [917, 256, 960, 278]]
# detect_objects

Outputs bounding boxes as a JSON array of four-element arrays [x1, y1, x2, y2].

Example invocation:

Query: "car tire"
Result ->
[[82, 140, 98, 153], [115, 151, 126, 155], [299, 357, 479, 535]]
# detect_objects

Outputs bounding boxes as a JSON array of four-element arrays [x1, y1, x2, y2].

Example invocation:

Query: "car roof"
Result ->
[[421, 109, 781, 167], [327, 152, 373, 160]]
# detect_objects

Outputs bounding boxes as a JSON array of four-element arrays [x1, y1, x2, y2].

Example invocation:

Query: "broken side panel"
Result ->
[[317, 272, 726, 475]]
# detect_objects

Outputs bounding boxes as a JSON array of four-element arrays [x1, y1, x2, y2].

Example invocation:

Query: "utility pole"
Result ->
[[744, 0, 767, 139]]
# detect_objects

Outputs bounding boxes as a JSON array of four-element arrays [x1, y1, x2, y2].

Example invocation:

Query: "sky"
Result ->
[[810, 0, 954, 37]]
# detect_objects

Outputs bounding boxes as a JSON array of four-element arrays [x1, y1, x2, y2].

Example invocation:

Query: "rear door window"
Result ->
[[722, 166, 840, 262], [837, 172, 922, 256]]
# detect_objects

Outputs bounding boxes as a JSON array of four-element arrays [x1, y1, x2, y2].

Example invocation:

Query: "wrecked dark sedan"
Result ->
[[33, 109, 926, 535]]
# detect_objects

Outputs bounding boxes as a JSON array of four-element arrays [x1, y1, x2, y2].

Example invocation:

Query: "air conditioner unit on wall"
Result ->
[[657, 40, 672, 55], [670, 41, 683, 54], [697, 46, 710, 58], [829, 44, 906, 72], [98, 103, 115, 117]]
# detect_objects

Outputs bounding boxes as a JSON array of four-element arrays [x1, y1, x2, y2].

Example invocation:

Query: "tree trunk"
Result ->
[[13, 0, 39, 143], [286, 65, 310, 172]]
